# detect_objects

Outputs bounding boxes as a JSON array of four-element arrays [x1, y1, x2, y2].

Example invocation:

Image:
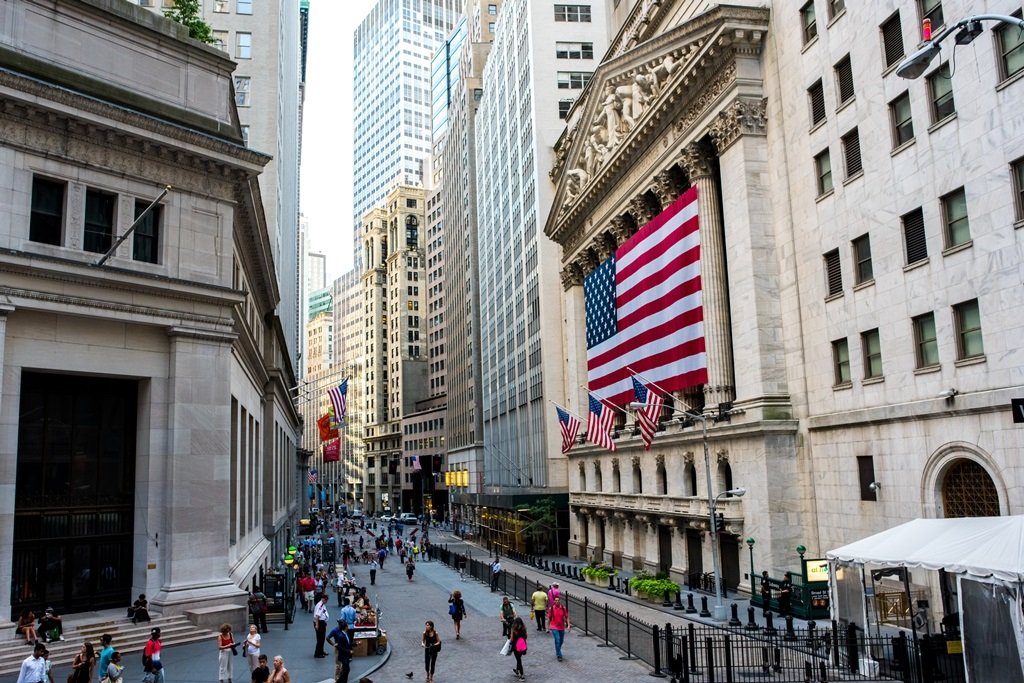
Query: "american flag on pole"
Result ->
[[632, 376, 665, 450], [585, 186, 706, 406], [587, 394, 616, 451], [556, 405, 581, 454], [307, 468, 318, 484], [327, 379, 349, 424]]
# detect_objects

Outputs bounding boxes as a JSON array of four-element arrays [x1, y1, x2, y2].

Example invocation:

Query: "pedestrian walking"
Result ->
[[244, 625, 262, 672], [16, 642, 47, 683], [421, 620, 442, 683], [530, 585, 548, 631], [102, 651, 124, 682], [448, 590, 467, 639], [509, 617, 528, 680], [406, 558, 416, 581], [546, 582, 560, 606], [301, 573, 316, 612], [548, 596, 570, 662], [143, 628, 164, 683], [490, 559, 502, 592], [779, 572, 793, 618], [69, 643, 94, 683], [269, 656, 290, 683], [217, 623, 236, 683], [499, 596, 517, 638], [250, 655, 270, 683], [457, 554, 467, 581], [97, 634, 114, 683], [326, 620, 352, 683], [759, 571, 772, 616], [368, 559, 378, 585], [313, 594, 330, 658], [250, 589, 269, 633]]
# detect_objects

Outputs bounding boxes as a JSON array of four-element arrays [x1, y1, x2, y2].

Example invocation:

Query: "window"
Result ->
[[29, 177, 64, 246], [83, 189, 116, 254], [236, 0, 251, 14], [913, 312, 939, 368], [828, 0, 845, 19], [1013, 158, 1024, 221], [953, 299, 983, 360], [881, 12, 904, 69], [234, 76, 251, 107], [406, 198, 417, 208], [240, 124, 250, 147], [132, 200, 161, 264], [554, 4, 590, 22], [214, 0, 228, 11], [941, 187, 970, 247], [212, 30, 228, 53], [852, 234, 872, 284], [556, 42, 594, 59], [862, 328, 882, 379], [995, 11, 1024, 81], [824, 248, 842, 297], [558, 99, 574, 119], [832, 338, 851, 385], [928, 63, 955, 122], [815, 148, 833, 196], [557, 72, 592, 89], [889, 92, 914, 147], [902, 207, 927, 265], [919, 0, 943, 29], [857, 456, 877, 501], [236, 32, 252, 59], [800, 1, 817, 44], [808, 79, 826, 126], [488, 4, 497, 14], [842, 128, 862, 178], [835, 55, 855, 105], [488, 22, 495, 32]]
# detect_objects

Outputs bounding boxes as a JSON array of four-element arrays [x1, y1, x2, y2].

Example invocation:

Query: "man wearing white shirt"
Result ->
[[313, 594, 330, 658], [16, 643, 47, 683], [490, 559, 503, 592]]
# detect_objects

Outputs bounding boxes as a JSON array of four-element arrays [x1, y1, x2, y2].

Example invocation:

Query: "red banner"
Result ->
[[323, 438, 340, 462], [317, 414, 338, 442]]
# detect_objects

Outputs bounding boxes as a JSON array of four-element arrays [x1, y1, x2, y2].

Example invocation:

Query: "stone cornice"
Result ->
[[605, 0, 681, 60], [546, 5, 770, 253]]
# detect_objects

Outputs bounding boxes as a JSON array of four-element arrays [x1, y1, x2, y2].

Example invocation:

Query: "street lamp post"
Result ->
[[896, 14, 1024, 79], [746, 537, 756, 596]]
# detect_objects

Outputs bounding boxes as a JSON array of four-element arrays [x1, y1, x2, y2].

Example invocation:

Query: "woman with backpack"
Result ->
[[509, 617, 528, 680], [447, 590, 466, 639]]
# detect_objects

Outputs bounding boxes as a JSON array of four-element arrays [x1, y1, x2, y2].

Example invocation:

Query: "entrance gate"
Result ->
[[11, 372, 137, 618]]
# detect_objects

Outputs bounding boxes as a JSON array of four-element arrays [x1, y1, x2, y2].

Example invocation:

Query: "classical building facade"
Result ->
[[0, 0, 300, 626], [545, 0, 1024, 616]]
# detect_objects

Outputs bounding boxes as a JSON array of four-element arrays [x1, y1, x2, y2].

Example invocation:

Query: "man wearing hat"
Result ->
[[326, 619, 352, 683]]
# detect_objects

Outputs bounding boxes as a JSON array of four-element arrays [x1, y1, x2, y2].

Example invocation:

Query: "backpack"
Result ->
[[515, 636, 527, 654]]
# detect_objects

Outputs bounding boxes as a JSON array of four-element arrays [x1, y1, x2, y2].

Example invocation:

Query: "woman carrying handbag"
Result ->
[[421, 620, 442, 683]]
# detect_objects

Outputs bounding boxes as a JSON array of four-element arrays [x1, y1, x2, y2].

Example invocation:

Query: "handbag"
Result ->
[[515, 636, 528, 654], [499, 639, 511, 656], [448, 603, 458, 617]]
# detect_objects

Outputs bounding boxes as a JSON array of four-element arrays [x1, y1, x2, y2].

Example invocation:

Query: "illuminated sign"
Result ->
[[806, 559, 830, 583]]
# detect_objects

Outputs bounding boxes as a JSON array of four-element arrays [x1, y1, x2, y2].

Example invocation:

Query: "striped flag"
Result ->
[[587, 394, 616, 452], [412, 455, 422, 472], [556, 405, 581, 454], [632, 376, 665, 450], [585, 186, 707, 406], [308, 468, 318, 484], [327, 379, 349, 424]]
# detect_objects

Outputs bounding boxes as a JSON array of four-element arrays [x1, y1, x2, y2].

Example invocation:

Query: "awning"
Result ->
[[826, 516, 1024, 584]]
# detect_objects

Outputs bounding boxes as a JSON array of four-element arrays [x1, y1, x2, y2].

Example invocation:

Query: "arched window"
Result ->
[[579, 466, 587, 492], [656, 463, 667, 495], [633, 462, 643, 494], [593, 462, 603, 492], [718, 460, 734, 495], [942, 459, 999, 517], [684, 462, 697, 496], [612, 466, 621, 493]]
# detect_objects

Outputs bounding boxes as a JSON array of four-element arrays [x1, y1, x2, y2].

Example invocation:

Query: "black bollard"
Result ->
[[784, 615, 797, 641], [699, 596, 711, 618], [761, 646, 770, 672], [544, 559, 550, 572], [663, 623, 674, 675], [608, 574, 616, 590], [745, 605, 760, 630], [686, 593, 697, 614], [673, 590, 684, 610], [804, 661, 813, 683], [765, 612, 777, 635], [729, 602, 742, 627], [662, 589, 672, 607], [651, 625, 667, 678]]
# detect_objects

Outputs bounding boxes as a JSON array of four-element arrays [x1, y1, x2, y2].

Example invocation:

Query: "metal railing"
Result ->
[[435, 545, 965, 683]]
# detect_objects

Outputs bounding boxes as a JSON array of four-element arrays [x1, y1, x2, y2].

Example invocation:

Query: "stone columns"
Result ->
[[0, 305, 15, 633], [678, 141, 735, 410]]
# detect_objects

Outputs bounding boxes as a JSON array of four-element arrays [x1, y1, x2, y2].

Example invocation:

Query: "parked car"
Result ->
[[380, 514, 394, 523], [349, 509, 364, 520], [398, 513, 419, 525]]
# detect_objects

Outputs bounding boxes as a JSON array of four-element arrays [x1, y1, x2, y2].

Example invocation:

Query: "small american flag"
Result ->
[[585, 186, 706, 406], [307, 468, 318, 484], [587, 394, 616, 451], [632, 376, 665, 450], [556, 405, 581, 454], [327, 379, 349, 424]]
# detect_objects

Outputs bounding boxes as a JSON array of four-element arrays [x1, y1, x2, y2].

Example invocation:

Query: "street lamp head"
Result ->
[[746, 536, 755, 548], [895, 42, 942, 79], [726, 487, 747, 497]]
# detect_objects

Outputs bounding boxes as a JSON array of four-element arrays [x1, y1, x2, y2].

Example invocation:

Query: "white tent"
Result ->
[[826, 516, 1024, 584]]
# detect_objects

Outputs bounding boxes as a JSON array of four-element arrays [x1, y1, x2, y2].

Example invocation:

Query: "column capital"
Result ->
[[677, 142, 715, 181], [627, 194, 659, 226], [592, 231, 618, 262], [608, 216, 633, 246], [560, 262, 584, 289], [651, 170, 683, 206], [708, 97, 768, 154]]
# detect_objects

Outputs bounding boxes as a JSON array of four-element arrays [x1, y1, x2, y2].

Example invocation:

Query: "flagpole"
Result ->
[[579, 385, 628, 414], [626, 366, 698, 413], [548, 399, 585, 423]]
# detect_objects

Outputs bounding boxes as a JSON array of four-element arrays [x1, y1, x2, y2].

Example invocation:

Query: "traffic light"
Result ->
[[714, 512, 724, 533]]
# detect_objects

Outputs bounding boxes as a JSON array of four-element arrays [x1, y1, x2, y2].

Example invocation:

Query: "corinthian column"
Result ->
[[678, 141, 735, 410]]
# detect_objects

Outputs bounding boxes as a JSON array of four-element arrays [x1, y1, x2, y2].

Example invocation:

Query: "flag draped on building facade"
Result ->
[[584, 186, 707, 406], [587, 394, 616, 451], [632, 376, 665, 450], [555, 405, 581, 454], [327, 379, 349, 423], [323, 438, 340, 463]]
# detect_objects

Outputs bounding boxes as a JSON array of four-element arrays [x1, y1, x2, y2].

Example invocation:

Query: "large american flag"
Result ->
[[632, 376, 665, 450], [327, 379, 349, 423], [585, 186, 707, 406], [587, 394, 616, 451], [556, 405, 581, 454]]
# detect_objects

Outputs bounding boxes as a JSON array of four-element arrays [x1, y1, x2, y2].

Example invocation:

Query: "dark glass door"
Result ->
[[12, 372, 137, 618]]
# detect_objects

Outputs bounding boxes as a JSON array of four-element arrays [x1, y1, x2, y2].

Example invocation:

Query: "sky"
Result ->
[[299, 0, 379, 281]]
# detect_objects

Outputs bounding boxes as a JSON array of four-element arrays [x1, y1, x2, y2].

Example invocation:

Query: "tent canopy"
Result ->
[[827, 516, 1024, 584]]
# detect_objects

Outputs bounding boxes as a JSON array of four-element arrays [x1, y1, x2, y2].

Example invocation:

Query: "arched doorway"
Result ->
[[941, 459, 999, 518]]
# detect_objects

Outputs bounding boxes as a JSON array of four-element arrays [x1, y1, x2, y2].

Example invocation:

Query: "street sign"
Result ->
[[1012, 398, 1024, 423]]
